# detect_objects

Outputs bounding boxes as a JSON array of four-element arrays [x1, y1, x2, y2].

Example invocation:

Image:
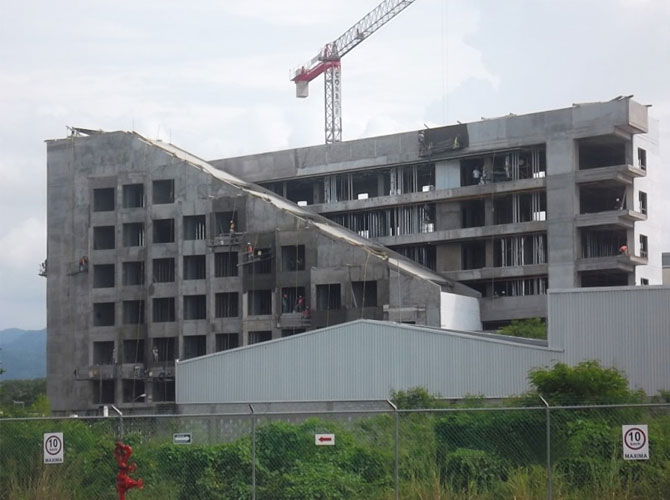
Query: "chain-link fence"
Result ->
[[1, 403, 669, 499]]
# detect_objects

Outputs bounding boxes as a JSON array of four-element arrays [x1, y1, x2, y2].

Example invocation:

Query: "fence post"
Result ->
[[539, 395, 552, 500], [387, 400, 399, 500], [249, 404, 256, 500]]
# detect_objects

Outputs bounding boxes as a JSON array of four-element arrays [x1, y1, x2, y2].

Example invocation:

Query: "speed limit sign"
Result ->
[[622, 425, 649, 460], [43, 432, 64, 464]]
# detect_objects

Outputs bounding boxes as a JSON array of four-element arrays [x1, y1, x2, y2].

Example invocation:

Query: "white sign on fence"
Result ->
[[622, 424, 649, 460], [173, 432, 193, 445], [43, 432, 64, 464], [315, 433, 335, 446]]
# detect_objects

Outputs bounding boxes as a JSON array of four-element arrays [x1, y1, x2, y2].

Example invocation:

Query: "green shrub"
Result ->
[[442, 448, 508, 491], [498, 317, 547, 339]]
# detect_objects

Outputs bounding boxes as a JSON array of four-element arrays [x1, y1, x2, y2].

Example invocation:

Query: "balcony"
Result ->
[[575, 164, 645, 184], [575, 209, 646, 229], [576, 253, 647, 273]]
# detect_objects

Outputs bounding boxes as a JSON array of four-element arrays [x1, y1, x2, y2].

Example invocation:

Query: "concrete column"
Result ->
[[546, 138, 579, 289]]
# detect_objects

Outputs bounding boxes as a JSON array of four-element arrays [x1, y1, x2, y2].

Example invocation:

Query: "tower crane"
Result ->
[[290, 0, 418, 144]]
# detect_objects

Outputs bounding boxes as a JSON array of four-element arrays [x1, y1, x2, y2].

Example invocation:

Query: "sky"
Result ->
[[1, 0, 669, 330]]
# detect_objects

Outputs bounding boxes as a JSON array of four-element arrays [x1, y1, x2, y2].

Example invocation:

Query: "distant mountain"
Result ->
[[0, 328, 46, 380]]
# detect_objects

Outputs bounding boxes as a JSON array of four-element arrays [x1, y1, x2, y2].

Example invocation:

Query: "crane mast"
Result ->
[[291, 0, 417, 144]]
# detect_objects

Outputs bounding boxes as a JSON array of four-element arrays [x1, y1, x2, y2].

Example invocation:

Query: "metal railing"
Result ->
[[1, 403, 668, 499]]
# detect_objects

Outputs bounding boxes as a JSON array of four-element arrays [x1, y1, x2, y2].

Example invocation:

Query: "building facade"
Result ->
[[213, 98, 668, 328], [45, 131, 479, 415]]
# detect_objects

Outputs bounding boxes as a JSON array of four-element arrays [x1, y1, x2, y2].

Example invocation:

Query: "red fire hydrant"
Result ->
[[114, 442, 144, 500]]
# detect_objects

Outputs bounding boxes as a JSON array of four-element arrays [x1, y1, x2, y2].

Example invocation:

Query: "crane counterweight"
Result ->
[[291, 0, 417, 143]]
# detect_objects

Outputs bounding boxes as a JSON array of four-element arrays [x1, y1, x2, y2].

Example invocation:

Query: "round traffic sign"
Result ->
[[45, 435, 63, 456], [624, 427, 646, 451]]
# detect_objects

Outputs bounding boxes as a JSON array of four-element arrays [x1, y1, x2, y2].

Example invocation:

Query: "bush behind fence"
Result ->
[[1, 404, 669, 500]]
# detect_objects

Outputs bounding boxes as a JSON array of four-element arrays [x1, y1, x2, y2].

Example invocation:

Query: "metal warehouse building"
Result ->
[[176, 286, 670, 412]]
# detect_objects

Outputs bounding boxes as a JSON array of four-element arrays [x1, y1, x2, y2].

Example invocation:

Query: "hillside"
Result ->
[[0, 328, 46, 380]]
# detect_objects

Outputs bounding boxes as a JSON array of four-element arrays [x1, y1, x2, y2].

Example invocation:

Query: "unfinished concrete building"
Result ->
[[45, 131, 480, 414], [213, 98, 668, 328]]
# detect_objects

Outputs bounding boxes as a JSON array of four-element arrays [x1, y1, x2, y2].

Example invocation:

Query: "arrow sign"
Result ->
[[173, 433, 192, 445], [315, 433, 335, 446]]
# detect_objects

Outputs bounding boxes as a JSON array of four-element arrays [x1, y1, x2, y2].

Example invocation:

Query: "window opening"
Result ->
[[638, 148, 647, 170], [352, 281, 377, 307], [638, 191, 647, 215], [152, 337, 176, 363], [152, 297, 175, 322], [123, 184, 144, 208], [123, 223, 145, 247], [93, 264, 115, 288], [215, 333, 239, 351], [248, 290, 272, 315], [122, 380, 145, 403], [282, 245, 305, 271], [578, 137, 626, 169], [152, 258, 175, 283], [215, 292, 239, 317], [215, 211, 240, 235], [153, 380, 175, 402], [639, 234, 648, 258], [122, 300, 145, 325], [184, 215, 206, 240], [183, 255, 206, 280], [152, 179, 174, 204], [93, 188, 115, 212], [184, 295, 206, 320], [93, 302, 115, 326], [93, 341, 115, 364], [580, 229, 627, 258], [153, 219, 175, 243], [92, 380, 115, 404], [214, 252, 238, 277], [462, 241, 486, 270], [183, 335, 206, 359], [316, 284, 341, 310], [281, 287, 306, 313], [249, 331, 272, 344], [93, 226, 115, 250], [494, 233, 547, 266], [122, 261, 145, 286], [123, 339, 144, 363]]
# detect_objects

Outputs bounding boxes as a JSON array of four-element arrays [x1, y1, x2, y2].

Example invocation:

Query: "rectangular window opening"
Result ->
[[639, 234, 648, 258], [123, 223, 145, 247], [183, 335, 206, 359], [152, 297, 175, 322], [92, 380, 115, 405], [638, 148, 647, 170], [215, 292, 239, 318], [153, 219, 175, 243], [249, 331, 272, 345], [122, 300, 145, 325], [248, 290, 272, 315], [93, 226, 115, 250], [152, 337, 176, 362], [93, 302, 115, 326], [214, 252, 238, 277], [184, 295, 207, 320], [215, 333, 239, 351], [123, 339, 144, 364], [152, 258, 175, 283], [352, 281, 377, 307], [281, 245, 305, 271], [152, 380, 175, 402], [122, 261, 145, 286], [152, 179, 174, 204], [183, 255, 206, 280], [122, 379, 145, 403], [123, 184, 144, 208], [316, 284, 341, 310], [93, 341, 115, 364], [183, 215, 206, 240], [638, 191, 647, 215], [93, 264, 115, 288], [93, 188, 115, 212]]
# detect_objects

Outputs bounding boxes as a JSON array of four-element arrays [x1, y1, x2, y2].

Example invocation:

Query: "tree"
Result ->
[[498, 318, 547, 339], [527, 360, 634, 405]]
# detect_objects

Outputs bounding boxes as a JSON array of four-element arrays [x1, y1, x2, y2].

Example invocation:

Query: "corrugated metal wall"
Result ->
[[177, 286, 670, 405], [176, 321, 561, 404], [550, 285, 670, 395]]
